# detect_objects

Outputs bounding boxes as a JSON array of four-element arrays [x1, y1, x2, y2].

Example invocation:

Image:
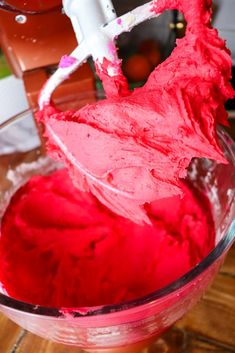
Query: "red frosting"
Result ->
[[38, 0, 234, 224], [0, 169, 215, 308]]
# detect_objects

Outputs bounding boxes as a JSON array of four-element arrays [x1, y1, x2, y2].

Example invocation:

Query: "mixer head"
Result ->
[[0, 1, 61, 14], [0, 0, 95, 108]]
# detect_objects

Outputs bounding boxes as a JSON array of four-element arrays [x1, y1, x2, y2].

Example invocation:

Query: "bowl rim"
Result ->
[[0, 221, 234, 317], [0, 110, 234, 318]]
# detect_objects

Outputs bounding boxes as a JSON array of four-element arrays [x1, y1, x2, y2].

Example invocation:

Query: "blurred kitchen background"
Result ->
[[0, 0, 235, 155]]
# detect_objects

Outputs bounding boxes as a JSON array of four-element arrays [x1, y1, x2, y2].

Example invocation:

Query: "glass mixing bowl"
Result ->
[[0, 98, 234, 353]]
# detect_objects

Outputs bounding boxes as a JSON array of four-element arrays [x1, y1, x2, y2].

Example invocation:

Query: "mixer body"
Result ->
[[0, 0, 95, 107]]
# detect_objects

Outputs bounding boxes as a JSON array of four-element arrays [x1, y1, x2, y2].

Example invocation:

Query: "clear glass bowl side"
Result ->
[[0, 111, 234, 349], [0, 257, 224, 348]]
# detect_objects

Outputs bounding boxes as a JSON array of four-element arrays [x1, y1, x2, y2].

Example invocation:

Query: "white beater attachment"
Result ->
[[39, 0, 160, 109]]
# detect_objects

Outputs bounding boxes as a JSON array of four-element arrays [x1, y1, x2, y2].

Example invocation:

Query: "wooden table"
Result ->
[[0, 243, 234, 353]]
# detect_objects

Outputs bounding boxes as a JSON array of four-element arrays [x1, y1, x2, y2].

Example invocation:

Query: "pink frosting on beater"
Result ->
[[59, 55, 78, 68], [37, 0, 234, 224]]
